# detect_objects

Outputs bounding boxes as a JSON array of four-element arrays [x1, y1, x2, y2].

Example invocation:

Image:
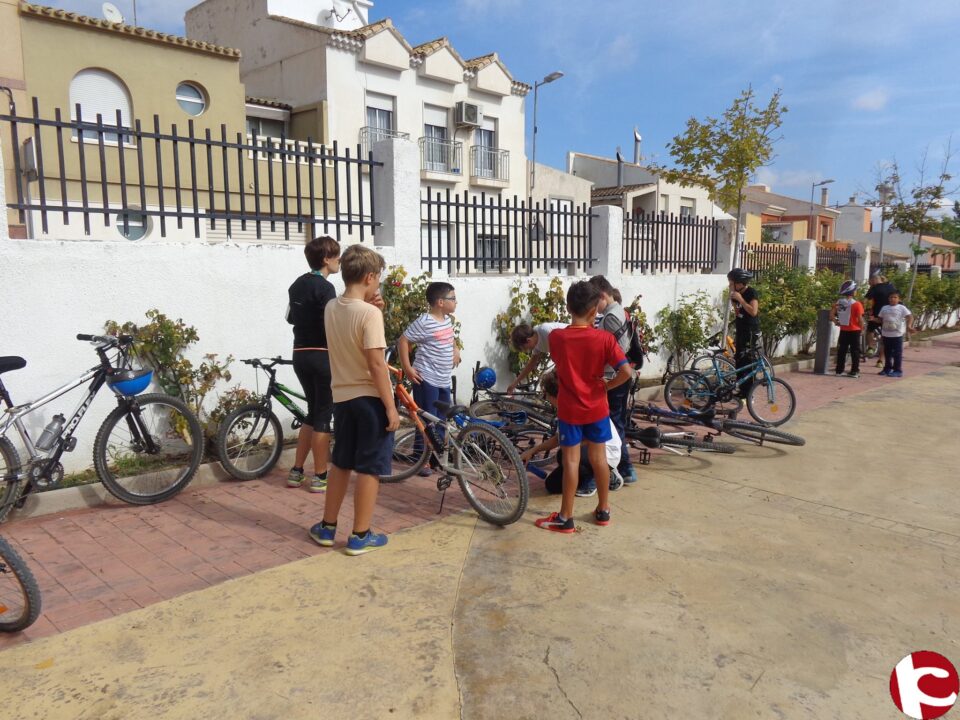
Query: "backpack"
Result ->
[[613, 315, 646, 369]]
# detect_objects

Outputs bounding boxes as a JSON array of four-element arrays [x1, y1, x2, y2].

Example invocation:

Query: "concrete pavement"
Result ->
[[0, 346, 958, 719]]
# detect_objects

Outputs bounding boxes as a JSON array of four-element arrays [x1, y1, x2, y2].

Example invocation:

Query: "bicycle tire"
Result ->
[[454, 422, 528, 526], [93, 393, 204, 505], [719, 420, 806, 446], [469, 399, 556, 430], [216, 404, 283, 480], [664, 371, 714, 413], [0, 438, 23, 524], [0, 534, 41, 632], [659, 434, 736, 454], [507, 428, 556, 469], [379, 424, 430, 483], [746, 377, 797, 427], [629, 404, 692, 429], [689, 354, 737, 384]]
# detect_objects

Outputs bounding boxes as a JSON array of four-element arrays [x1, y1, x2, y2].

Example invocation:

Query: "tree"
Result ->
[[938, 200, 960, 259], [885, 141, 955, 302], [653, 87, 787, 338]]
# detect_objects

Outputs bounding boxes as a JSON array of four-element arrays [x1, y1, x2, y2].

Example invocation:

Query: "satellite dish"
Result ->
[[102, 2, 124, 23]]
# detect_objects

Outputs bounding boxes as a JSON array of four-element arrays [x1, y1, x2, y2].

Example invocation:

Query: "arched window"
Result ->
[[69, 68, 132, 143]]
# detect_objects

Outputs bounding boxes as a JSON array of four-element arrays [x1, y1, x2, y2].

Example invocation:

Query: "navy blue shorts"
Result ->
[[331, 396, 395, 477], [557, 418, 613, 447]]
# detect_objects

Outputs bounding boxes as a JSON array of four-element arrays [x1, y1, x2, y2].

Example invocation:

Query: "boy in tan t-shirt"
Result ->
[[308, 244, 399, 556]]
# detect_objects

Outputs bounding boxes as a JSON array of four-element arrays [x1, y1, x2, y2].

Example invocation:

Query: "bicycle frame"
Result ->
[[701, 351, 777, 402], [244, 359, 307, 424]]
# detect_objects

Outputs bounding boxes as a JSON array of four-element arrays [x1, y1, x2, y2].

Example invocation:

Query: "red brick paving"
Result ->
[[0, 335, 957, 650]]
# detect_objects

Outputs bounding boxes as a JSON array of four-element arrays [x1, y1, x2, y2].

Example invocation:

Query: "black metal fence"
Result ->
[[622, 213, 720, 274], [816, 245, 858, 276], [421, 188, 596, 274], [1, 97, 380, 242], [738, 242, 800, 278]]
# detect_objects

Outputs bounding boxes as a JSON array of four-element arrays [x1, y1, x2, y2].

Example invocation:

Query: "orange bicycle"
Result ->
[[382, 366, 528, 526]]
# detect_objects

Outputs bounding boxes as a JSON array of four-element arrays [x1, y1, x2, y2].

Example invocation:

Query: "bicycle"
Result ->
[[663, 345, 797, 427], [0, 334, 204, 523], [630, 401, 806, 447], [861, 323, 882, 359], [382, 366, 529, 526], [0, 534, 41, 632], [215, 357, 308, 480]]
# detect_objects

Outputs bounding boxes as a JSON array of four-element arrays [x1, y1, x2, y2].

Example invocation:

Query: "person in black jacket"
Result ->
[[286, 236, 341, 492], [727, 268, 760, 396]]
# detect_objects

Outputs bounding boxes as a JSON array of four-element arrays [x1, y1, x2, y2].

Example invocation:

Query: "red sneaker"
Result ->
[[534, 512, 575, 533], [594, 508, 611, 526]]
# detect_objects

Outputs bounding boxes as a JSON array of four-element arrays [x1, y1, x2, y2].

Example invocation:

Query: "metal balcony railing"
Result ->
[[470, 145, 509, 182], [419, 137, 463, 175], [359, 126, 410, 156]]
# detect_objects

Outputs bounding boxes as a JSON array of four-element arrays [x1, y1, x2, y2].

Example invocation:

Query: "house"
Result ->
[[0, 1, 333, 243], [567, 150, 730, 220], [835, 198, 958, 269], [740, 184, 838, 245]]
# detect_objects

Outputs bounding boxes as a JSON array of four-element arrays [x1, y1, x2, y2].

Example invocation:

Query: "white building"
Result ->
[[835, 199, 958, 267]]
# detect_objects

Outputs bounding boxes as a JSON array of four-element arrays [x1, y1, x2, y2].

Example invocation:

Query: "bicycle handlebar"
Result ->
[[76, 333, 133, 346], [240, 356, 292, 368]]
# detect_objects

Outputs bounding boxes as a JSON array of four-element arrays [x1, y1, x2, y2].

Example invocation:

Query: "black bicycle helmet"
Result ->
[[727, 268, 753, 283], [839, 280, 857, 296]]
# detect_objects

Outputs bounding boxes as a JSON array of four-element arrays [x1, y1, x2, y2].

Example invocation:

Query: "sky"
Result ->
[[43, 0, 960, 208]]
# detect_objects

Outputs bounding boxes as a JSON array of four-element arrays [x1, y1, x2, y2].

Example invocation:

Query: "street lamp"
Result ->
[[809, 178, 834, 242], [530, 70, 564, 195], [876, 182, 894, 266]]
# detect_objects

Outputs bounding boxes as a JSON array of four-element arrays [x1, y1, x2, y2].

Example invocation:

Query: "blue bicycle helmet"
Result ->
[[107, 368, 153, 396], [839, 280, 857, 296], [475, 366, 497, 390]]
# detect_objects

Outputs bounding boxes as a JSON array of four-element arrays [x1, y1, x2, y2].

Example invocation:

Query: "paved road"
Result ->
[[0, 337, 958, 719]]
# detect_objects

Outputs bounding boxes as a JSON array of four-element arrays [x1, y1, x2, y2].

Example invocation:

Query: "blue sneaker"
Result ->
[[878, 369, 890, 376], [345, 531, 388, 556], [622, 467, 638, 485], [309, 522, 336, 547], [889, 370, 903, 377]]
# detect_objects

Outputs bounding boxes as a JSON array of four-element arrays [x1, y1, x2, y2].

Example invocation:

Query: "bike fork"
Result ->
[[122, 400, 160, 454]]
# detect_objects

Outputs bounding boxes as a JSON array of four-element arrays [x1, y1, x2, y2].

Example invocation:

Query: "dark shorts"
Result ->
[[292, 350, 333, 432], [331, 396, 395, 477], [557, 418, 613, 447]]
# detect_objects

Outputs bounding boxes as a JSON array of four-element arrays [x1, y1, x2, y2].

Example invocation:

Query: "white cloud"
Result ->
[[852, 88, 890, 112]]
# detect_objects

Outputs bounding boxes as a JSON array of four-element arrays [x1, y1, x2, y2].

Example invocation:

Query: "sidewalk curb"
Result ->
[[9, 448, 298, 522]]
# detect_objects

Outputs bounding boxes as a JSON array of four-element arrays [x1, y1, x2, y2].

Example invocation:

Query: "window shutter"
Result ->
[[69, 69, 132, 127]]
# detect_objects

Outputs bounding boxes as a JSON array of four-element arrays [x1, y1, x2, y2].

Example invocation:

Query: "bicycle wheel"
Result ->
[[664, 371, 714, 413], [93, 393, 204, 505], [454, 422, 528, 526], [0, 438, 23, 524], [0, 535, 41, 632], [508, 428, 556, 469], [216, 404, 283, 480], [629, 405, 691, 429], [690, 354, 737, 383], [720, 420, 806, 446], [470, 399, 554, 430], [659, 434, 736, 454], [379, 421, 430, 483], [746, 377, 797, 427]]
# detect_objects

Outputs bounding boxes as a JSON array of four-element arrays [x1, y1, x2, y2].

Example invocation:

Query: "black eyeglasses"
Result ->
[[443, 296, 457, 301]]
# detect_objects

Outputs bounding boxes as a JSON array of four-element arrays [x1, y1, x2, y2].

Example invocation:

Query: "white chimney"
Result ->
[[267, 0, 372, 30], [820, 187, 829, 206]]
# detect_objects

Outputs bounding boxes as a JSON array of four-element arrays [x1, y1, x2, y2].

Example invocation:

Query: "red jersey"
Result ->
[[549, 325, 628, 424]]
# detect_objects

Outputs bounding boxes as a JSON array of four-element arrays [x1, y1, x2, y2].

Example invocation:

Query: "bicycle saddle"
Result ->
[[0, 356, 26, 375], [633, 426, 662, 449], [434, 401, 471, 420]]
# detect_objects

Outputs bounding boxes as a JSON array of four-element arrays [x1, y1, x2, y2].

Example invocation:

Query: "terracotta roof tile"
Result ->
[[19, 2, 241, 58], [245, 96, 293, 111], [465, 53, 497, 70], [411, 36, 449, 56], [591, 183, 655, 199]]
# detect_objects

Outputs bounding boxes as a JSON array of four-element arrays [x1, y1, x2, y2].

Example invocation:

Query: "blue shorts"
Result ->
[[332, 396, 395, 477], [557, 418, 613, 447]]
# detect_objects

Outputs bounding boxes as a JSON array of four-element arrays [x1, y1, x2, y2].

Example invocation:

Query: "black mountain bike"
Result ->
[[0, 334, 204, 523], [0, 534, 40, 632], [215, 357, 307, 480]]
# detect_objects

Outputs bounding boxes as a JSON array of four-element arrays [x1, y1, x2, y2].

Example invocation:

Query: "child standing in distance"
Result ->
[[875, 290, 913, 378], [286, 236, 340, 493], [830, 280, 864, 378], [535, 281, 634, 533], [398, 282, 461, 476], [309, 245, 400, 556]]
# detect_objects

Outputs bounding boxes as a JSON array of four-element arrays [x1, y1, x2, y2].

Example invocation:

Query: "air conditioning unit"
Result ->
[[454, 101, 482, 127]]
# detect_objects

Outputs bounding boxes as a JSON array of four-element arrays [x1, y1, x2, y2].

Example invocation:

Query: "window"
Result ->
[[475, 117, 497, 178], [365, 92, 395, 142], [475, 234, 508, 272], [660, 194, 669, 215], [423, 104, 450, 172], [69, 69, 132, 144], [679, 197, 696, 220], [246, 117, 286, 139], [115, 209, 149, 241], [820, 222, 830, 243], [176, 82, 206, 116]]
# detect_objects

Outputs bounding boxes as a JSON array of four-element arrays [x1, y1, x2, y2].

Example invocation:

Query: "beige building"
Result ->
[[740, 184, 838, 246], [0, 2, 336, 242]]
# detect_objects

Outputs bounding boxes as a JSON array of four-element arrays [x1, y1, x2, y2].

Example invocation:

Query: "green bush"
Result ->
[[654, 291, 717, 369], [749, 266, 843, 355]]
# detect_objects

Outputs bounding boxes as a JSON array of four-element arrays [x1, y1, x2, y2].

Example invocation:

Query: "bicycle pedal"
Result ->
[[436, 475, 453, 492], [637, 449, 651, 466]]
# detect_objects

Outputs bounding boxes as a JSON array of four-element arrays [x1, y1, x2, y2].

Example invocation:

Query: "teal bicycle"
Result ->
[[215, 357, 307, 480], [663, 346, 797, 426]]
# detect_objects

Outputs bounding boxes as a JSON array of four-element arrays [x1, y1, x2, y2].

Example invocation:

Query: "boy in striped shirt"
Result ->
[[398, 282, 460, 475]]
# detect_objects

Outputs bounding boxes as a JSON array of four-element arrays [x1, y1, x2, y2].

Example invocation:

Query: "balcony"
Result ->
[[419, 137, 463, 182], [359, 126, 410, 157], [470, 145, 509, 188]]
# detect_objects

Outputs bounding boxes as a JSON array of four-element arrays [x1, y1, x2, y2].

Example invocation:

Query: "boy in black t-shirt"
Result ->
[[727, 268, 760, 396], [865, 272, 896, 368], [286, 236, 341, 492]]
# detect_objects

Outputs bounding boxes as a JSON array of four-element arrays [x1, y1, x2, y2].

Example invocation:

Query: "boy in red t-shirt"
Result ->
[[830, 279, 864, 378], [535, 281, 634, 533]]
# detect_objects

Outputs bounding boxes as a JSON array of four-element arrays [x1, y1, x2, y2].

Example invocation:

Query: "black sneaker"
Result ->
[[594, 508, 611, 526]]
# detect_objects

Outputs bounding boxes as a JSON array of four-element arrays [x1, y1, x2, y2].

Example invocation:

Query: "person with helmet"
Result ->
[[726, 268, 760, 395], [830, 279, 864, 378]]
